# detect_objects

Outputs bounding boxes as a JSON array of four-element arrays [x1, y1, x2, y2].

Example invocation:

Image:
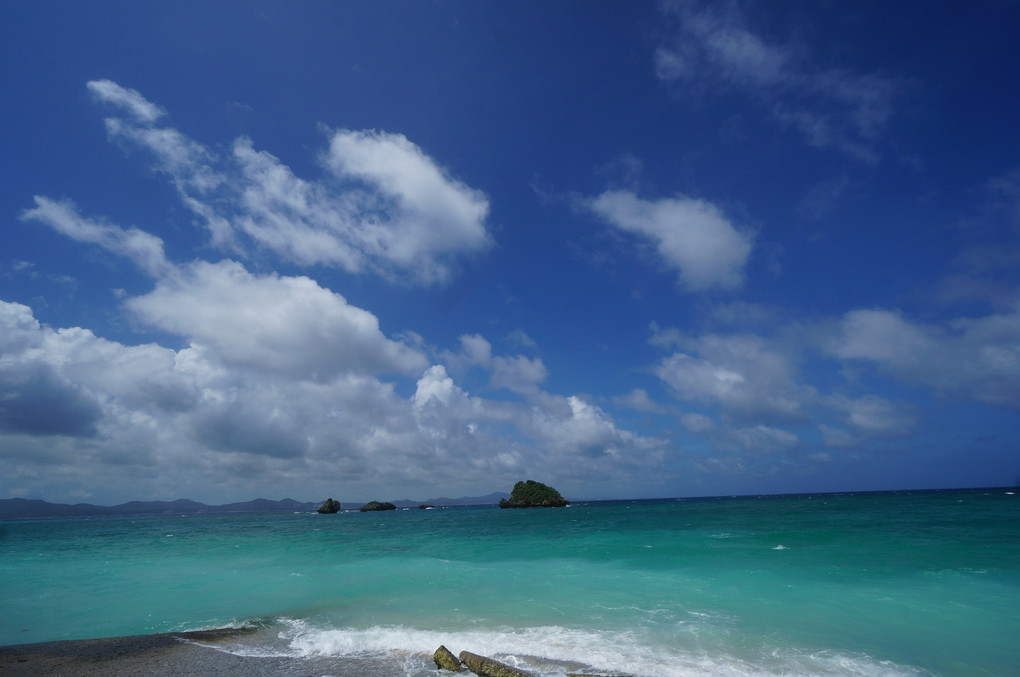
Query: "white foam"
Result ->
[[223, 619, 930, 677]]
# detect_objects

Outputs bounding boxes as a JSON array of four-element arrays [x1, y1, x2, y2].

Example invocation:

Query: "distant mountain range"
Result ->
[[0, 493, 509, 520]]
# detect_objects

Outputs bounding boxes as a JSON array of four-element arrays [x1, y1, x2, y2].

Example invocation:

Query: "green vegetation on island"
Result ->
[[499, 480, 569, 508], [317, 498, 341, 514], [360, 500, 397, 512]]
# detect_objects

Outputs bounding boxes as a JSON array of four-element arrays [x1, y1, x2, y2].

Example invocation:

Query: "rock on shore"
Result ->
[[433, 645, 462, 671], [458, 650, 535, 677]]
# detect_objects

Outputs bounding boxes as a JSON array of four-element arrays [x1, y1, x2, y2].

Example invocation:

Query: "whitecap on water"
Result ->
[[196, 618, 931, 677]]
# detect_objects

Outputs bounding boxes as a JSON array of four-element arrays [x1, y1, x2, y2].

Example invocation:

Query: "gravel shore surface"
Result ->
[[0, 628, 393, 677]]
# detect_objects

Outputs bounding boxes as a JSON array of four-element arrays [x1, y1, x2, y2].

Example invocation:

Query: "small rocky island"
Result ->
[[316, 498, 341, 514], [499, 480, 569, 508], [360, 500, 397, 512]]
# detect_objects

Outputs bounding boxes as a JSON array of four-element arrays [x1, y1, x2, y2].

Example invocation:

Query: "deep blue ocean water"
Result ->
[[2, 489, 1017, 676]]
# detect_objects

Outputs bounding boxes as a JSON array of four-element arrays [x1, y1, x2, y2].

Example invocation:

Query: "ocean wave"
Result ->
[[201, 618, 931, 677]]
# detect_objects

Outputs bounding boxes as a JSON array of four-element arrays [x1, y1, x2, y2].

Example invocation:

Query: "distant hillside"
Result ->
[[0, 497, 317, 520], [390, 492, 509, 508], [1, 493, 511, 520]]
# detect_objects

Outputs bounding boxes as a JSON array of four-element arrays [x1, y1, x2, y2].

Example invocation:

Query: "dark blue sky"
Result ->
[[1, 1, 1018, 504]]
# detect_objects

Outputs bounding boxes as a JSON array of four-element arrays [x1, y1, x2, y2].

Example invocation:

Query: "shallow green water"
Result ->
[[2, 489, 1017, 676]]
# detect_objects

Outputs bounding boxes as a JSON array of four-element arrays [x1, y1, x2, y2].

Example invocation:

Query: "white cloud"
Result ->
[[84, 80, 491, 285], [1, 295, 670, 502], [21, 197, 171, 277], [413, 365, 461, 410], [587, 190, 753, 291], [526, 395, 668, 470], [442, 333, 547, 395], [126, 260, 427, 381], [655, 0, 896, 159], [458, 334, 493, 366], [505, 329, 537, 349], [489, 355, 547, 394], [230, 137, 369, 271], [680, 412, 716, 432], [655, 333, 810, 422], [106, 119, 225, 194], [87, 79, 165, 123], [826, 394, 916, 440], [6, 83, 703, 503], [615, 388, 672, 414], [829, 306, 1020, 410], [323, 129, 492, 278]]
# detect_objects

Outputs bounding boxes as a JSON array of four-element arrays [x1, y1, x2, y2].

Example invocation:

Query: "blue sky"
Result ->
[[2, 1, 1018, 505]]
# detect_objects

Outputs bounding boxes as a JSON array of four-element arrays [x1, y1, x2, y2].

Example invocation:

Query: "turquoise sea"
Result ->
[[2, 489, 1018, 676]]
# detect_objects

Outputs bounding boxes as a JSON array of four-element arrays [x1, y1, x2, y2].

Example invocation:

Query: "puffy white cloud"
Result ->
[[526, 395, 668, 470], [0, 301, 43, 354], [0, 296, 669, 502], [21, 197, 171, 277], [442, 333, 547, 395], [126, 260, 427, 380], [457, 334, 493, 366], [413, 364, 461, 410], [85, 80, 491, 285], [587, 190, 753, 291], [4, 82, 680, 503], [489, 355, 547, 395], [323, 129, 492, 279], [655, 0, 896, 160]]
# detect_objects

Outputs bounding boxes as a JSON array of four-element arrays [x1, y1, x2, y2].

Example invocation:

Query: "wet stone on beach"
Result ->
[[458, 650, 536, 677], [434, 644, 462, 671]]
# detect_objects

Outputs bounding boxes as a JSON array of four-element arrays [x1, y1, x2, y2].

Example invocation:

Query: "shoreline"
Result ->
[[0, 628, 398, 677]]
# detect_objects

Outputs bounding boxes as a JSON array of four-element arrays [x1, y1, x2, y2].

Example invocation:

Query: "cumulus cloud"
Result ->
[[829, 306, 1020, 410], [441, 334, 548, 395], [586, 190, 753, 291], [85, 79, 491, 284], [126, 260, 427, 381], [655, 0, 896, 160], [323, 129, 492, 278], [0, 361, 102, 437], [654, 333, 811, 422], [0, 295, 667, 502], [526, 395, 668, 470], [3, 81, 682, 503], [413, 365, 463, 410]]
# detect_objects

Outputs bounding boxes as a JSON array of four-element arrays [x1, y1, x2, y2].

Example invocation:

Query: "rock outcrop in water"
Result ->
[[458, 650, 535, 677], [433, 645, 462, 671], [498, 480, 569, 508], [359, 500, 397, 512], [316, 498, 341, 514]]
